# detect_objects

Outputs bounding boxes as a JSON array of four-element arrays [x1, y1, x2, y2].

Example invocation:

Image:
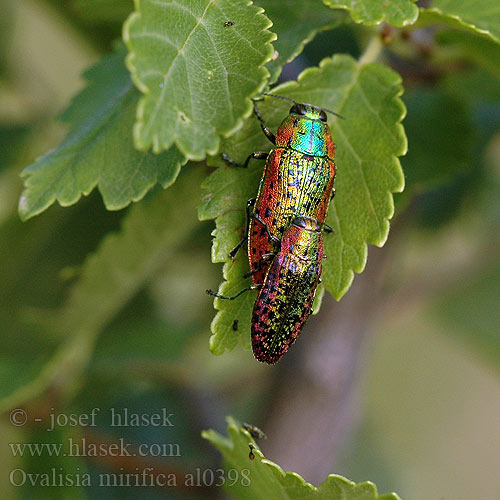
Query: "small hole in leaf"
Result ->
[[178, 111, 190, 123]]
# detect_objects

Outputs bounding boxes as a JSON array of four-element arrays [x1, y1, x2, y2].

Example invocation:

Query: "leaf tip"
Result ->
[[17, 192, 31, 221]]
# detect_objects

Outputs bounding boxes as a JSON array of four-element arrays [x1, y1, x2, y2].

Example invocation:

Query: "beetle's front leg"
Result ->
[[222, 151, 268, 169]]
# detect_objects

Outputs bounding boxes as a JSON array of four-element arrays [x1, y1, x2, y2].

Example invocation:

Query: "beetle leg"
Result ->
[[323, 223, 334, 234], [222, 151, 268, 169], [206, 284, 261, 300], [330, 187, 336, 201], [251, 213, 281, 247], [243, 253, 275, 278], [253, 100, 276, 145], [229, 199, 256, 258]]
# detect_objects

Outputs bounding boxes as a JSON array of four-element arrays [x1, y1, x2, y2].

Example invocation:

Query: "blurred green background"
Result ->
[[1, 1, 499, 499]]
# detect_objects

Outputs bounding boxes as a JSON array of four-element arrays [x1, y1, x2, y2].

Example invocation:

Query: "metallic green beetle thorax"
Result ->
[[274, 111, 335, 159]]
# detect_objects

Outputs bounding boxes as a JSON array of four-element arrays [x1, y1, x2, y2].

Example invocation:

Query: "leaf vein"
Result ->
[[141, 0, 215, 142]]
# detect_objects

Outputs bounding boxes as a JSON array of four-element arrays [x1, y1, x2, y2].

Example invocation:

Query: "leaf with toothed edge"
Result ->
[[202, 417, 403, 499], [18, 45, 185, 221], [200, 164, 262, 354], [322, 0, 418, 27], [123, 0, 276, 159], [199, 54, 406, 357], [423, 0, 500, 44]]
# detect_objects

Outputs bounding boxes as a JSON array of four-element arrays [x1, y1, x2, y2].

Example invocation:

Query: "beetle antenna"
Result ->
[[261, 92, 295, 104], [319, 107, 345, 120], [261, 92, 345, 120]]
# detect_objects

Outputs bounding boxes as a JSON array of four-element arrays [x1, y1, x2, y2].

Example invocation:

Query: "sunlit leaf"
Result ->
[[424, 0, 500, 44], [200, 54, 406, 354], [322, 0, 418, 27], [203, 417, 402, 500], [123, 0, 276, 158]]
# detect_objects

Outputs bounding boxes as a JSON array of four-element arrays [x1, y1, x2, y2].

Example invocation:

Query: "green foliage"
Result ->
[[323, 0, 418, 27], [200, 55, 406, 353], [436, 29, 500, 79], [56, 167, 202, 337], [426, 0, 500, 43], [199, 164, 260, 354], [12, 0, 500, 368], [256, 0, 347, 83], [2, 167, 202, 411], [312, 283, 325, 315], [19, 45, 185, 220], [123, 0, 276, 158], [5, 2, 500, 497], [203, 417, 402, 500], [18, 426, 88, 500]]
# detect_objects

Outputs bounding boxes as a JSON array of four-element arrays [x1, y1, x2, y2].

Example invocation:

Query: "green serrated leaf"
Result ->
[[19, 45, 185, 221], [425, 0, 500, 44], [322, 0, 418, 27], [256, 0, 346, 83], [299, 59, 406, 299], [203, 417, 402, 500], [123, 0, 276, 158], [199, 164, 262, 354], [200, 54, 406, 354]]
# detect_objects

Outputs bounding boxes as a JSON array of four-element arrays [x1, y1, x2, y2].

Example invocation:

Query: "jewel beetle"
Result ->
[[251, 215, 324, 364], [207, 215, 325, 364], [225, 94, 339, 286]]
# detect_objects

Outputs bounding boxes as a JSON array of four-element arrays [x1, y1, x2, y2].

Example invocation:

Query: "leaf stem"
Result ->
[[359, 34, 384, 65]]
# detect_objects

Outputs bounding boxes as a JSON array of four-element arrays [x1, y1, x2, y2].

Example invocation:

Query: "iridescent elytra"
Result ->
[[206, 215, 326, 364], [225, 94, 337, 286], [251, 215, 324, 364]]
